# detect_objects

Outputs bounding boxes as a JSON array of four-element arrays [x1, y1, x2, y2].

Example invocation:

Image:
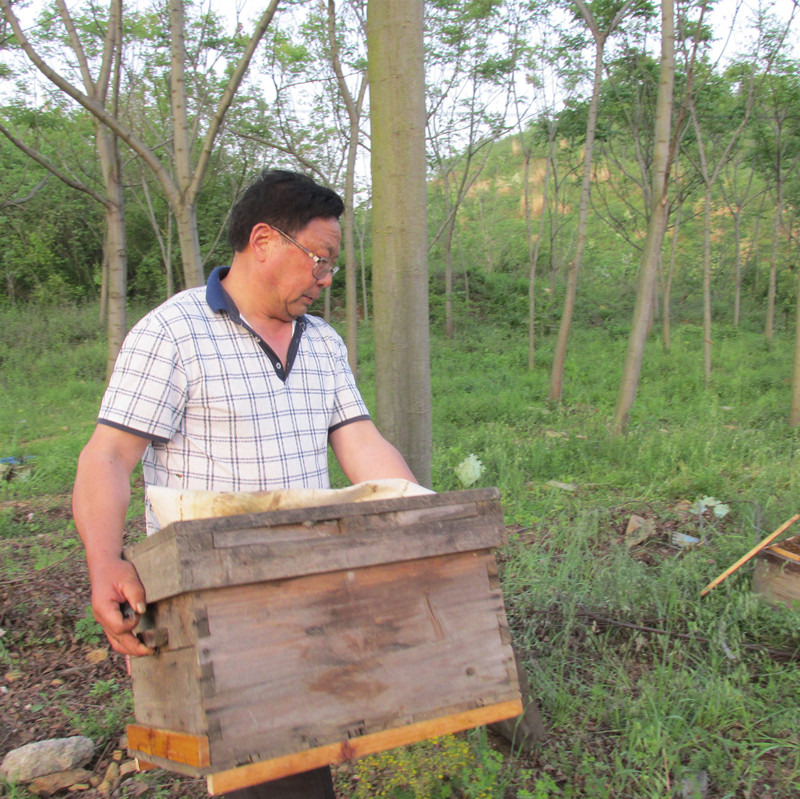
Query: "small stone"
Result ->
[[85, 648, 109, 664], [29, 768, 93, 796], [112, 750, 123, 761], [0, 737, 95, 783]]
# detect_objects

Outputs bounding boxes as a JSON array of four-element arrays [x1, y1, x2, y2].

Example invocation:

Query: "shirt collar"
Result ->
[[206, 266, 240, 319], [205, 265, 307, 333]]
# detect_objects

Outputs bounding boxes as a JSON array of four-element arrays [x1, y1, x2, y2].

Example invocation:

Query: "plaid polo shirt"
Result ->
[[99, 266, 370, 532]]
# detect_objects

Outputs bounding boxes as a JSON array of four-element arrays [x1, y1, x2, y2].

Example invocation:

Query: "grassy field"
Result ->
[[1, 301, 799, 798]]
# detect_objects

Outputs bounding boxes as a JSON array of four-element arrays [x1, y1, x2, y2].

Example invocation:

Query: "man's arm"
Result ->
[[72, 424, 153, 657], [329, 419, 418, 485]]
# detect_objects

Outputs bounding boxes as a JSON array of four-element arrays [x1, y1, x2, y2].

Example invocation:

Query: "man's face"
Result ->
[[264, 216, 341, 321]]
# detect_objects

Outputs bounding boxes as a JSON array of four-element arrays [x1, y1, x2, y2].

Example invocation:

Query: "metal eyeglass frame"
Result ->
[[271, 226, 339, 280]]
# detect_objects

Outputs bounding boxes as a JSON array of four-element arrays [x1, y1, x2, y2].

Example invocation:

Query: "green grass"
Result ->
[[3, 301, 800, 798]]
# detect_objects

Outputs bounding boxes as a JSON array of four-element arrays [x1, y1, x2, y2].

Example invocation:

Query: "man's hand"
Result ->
[[73, 424, 153, 657], [89, 556, 153, 657]]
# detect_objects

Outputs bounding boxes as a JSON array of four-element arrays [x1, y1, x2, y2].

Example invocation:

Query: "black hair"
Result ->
[[227, 169, 345, 252]]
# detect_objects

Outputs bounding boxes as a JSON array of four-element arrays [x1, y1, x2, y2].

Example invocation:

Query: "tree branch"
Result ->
[[0, 121, 108, 206]]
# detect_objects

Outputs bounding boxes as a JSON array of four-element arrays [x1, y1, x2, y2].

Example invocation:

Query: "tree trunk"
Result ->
[[548, 34, 605, 402], [367, 0, 431, 487], [702, 184, 712, 385], [97, 125, 127, 379], [356, 215, 369, 322], [733, 206, 742, 327], [766, 186, 782, 343], [174, 200, 204, 288], [527, 130, 554, 371], [662, 200, 681, 353], [444, 193, 456, 340], [328, 0, 368, 373], [524, 149, 535, 371], [791, 264, 800, 426], [612, 0, 674, 435]]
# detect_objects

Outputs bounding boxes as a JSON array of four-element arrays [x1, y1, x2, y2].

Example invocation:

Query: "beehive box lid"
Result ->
[[124, 487, 506, 603]]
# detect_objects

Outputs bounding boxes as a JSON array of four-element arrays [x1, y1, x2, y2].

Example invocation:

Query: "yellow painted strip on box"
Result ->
[[127, 724, 211, 768], [206, 699, 524, 796]]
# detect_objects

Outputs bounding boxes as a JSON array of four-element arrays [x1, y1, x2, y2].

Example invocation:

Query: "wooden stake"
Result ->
[[700, 514, 800, 597]]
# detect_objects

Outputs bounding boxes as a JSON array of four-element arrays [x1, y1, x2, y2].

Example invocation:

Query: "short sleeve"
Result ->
[[327, 330, 370, 432], [98, 314, 188, 443]]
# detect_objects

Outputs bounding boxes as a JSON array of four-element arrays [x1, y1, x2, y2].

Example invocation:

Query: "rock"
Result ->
[[29, 768, 93, 797], [0, 737, 94, 783], [85, 648, 109, 664]]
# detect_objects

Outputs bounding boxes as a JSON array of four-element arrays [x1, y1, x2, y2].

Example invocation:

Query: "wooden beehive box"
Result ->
[[753, 534, 800, 610], [123, 488, 522, 795]]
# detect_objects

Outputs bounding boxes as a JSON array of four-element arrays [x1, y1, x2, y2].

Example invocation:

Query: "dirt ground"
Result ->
[[0, 493, 222, 798], [2, 494, 798, 798]]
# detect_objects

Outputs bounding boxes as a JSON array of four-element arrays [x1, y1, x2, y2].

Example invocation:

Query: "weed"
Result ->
[[0, 778, 37, 798], [60, 685, 133, 747], [74, 607, 103, 646], [349, 732, 511, 799]]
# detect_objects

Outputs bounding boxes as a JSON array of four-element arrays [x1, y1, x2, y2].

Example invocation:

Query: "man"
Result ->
[[73, 169, 417, 798]]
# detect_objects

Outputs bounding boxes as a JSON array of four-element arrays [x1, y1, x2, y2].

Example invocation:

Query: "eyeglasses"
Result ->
[[271, 226, 339, 280]]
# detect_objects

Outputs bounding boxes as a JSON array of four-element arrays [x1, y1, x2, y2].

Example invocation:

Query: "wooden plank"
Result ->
[[127, 724, 211, 768], [193, 552, 518, 767], [205, 508, 503, 590], [184, 488, 501, 534], [125, 489, 504, 601], [122, 535, 183, 609], [205, 699, 523, 795], [129, 647, 208, 735]]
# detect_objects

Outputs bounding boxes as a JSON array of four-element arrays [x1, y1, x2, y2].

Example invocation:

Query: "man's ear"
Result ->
[[249, 223, 277, 258]]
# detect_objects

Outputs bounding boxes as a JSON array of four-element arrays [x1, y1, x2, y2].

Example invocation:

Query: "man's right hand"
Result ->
[[89, 556, 154, 657], [73, 424, 153, 658]]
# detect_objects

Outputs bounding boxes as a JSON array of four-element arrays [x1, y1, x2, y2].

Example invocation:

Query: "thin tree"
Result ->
[[548, 0, 640, 402], [0, 0, 126, 377], [0, 0, 279, 290], [685, 6, 794, 378], [750, 60, 800, 343], [327, 0, 368, 373], [612, 0, 674, 434], [719, 147, 762, 328], [788, 202, 800, 427]]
